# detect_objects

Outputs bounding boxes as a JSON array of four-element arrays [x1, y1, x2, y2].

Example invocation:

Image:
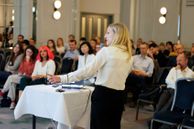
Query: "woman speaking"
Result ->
[[50, 23, 133, 129]]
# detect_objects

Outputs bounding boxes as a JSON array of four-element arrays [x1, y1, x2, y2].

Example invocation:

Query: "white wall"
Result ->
[[36, 0, 80, 47], [121, 0, 193, 50], [181, 0, 194, 50], [137, 0, 179, 44], [80, 0, 120, 22], [14, 0, 33, 42]]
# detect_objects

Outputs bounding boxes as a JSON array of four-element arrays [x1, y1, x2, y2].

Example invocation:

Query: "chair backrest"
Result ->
[[192, 66, 194, 71], [61, 58, 74, 74], [54, 61, 61, 74], [167, 56, 177, 67], [54, 55, 62, 64], [0, 53, 6, 71], [154, 67, 171, 85], [171, 78, 194, 111]]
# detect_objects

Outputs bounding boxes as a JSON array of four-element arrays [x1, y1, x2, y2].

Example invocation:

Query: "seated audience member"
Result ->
[[19, 46, 56, 95], [63, 39, 79, 60], [29, 38, 36, 46], [165, 41, 175, 56], [157, 42, 169, 67], [130, 39, 136, 55], [125, 42, 154, 107], [64, 34, 75, 50], [188, 45, 194, 69], [17, 34, 24, 44], [80, 37, 87, 44], [135, 38, 143, 55], [0, 34, 3, 48], [176, 43, 184, 55], [167, 43, 185, 67], [95, 36, 104, 48], [47, 39, 58, 55], [0, 45, 36, 109], [89, 38, 97, 54], [0, 43, 23, 84], [155, 52, 194, 112], [147, 42, 159, 59], [21, 39, 30, 51], [56, 37, 66, 56], [78, 41, 95, 85]]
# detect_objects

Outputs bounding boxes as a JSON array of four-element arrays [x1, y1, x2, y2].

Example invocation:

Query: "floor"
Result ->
[[0, 104, 153, 129]]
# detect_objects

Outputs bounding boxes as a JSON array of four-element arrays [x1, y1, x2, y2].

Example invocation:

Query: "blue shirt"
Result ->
[[132, 54, 154, 77], [63, 49, 79, 59]]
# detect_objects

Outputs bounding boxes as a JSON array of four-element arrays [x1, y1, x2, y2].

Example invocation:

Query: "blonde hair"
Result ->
[[108, 23, 132, 60]]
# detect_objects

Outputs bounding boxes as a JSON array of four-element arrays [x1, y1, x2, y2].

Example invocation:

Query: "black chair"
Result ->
[[150, 78, 194, 129], [54, 61, 61, 74], [179, 101, 194, 129], [192, 66, 194, 71], [61, 58, 74, 74], [54, 56, 62, 74], [0, 53, 5, 71], [167, 56, 177, 67], [135, 67, 170, 120], [180, 116, 194, 129], [54, 55, 62, 64]]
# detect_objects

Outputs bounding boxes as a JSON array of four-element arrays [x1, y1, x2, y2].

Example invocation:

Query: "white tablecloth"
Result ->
[[14, 84, 94, 129]]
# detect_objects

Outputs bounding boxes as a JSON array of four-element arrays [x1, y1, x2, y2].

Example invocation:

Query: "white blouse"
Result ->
[[31, 60, 56, 76], [78, 54, 95, 83], [60, 46, 133, 90]]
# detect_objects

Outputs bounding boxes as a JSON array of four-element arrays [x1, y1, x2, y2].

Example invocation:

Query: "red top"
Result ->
[[18, 59, 35, 77]]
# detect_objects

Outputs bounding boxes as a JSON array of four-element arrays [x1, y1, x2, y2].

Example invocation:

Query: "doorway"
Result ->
[[80, 13, 113, 43]]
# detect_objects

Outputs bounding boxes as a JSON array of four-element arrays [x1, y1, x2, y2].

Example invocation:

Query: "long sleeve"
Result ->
[[60, 48, 107, 83], [59, 47, 133, 90], [46, 60, 56, 75], [165, 68, 176, 89], [166, 67, 194, 89], [146, 60, 154, 77], [32, 60, 56, 76], [18, 61, 35, 77], [31, 61, 39, 76], [5, 54, 24, 73]]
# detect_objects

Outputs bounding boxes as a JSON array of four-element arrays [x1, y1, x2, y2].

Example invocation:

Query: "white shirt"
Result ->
[[32, 60, 56, 76], [78, 54, 95, 69], [78, 54, 95, 83], [166, 67, 194, 89], [60, 46, 133, 90]]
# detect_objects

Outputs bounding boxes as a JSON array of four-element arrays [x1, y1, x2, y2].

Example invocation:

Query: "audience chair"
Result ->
[[179, 102, 194, 129], [135, 67, 170, 120], [54, 56, 62, 74], [0, 53, 5, 71], [192, 66, 194, 71], [150, 78, 194, 129], [61, 58, 74, 74]]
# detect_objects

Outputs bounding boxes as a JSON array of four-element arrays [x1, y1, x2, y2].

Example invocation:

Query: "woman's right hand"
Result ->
[[49, 75, 61, 84]]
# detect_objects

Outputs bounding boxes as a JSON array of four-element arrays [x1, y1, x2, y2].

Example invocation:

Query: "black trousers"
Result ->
[[125, 73, 152, 102], [91, 86, 125, 129], [19, 77, 47, 90]]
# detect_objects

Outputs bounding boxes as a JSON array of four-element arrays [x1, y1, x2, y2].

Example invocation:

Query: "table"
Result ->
[[14, 84, 94, 129]]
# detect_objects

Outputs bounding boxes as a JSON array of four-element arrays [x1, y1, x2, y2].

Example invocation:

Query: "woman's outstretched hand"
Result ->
[[49, 75, 61, 84]]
